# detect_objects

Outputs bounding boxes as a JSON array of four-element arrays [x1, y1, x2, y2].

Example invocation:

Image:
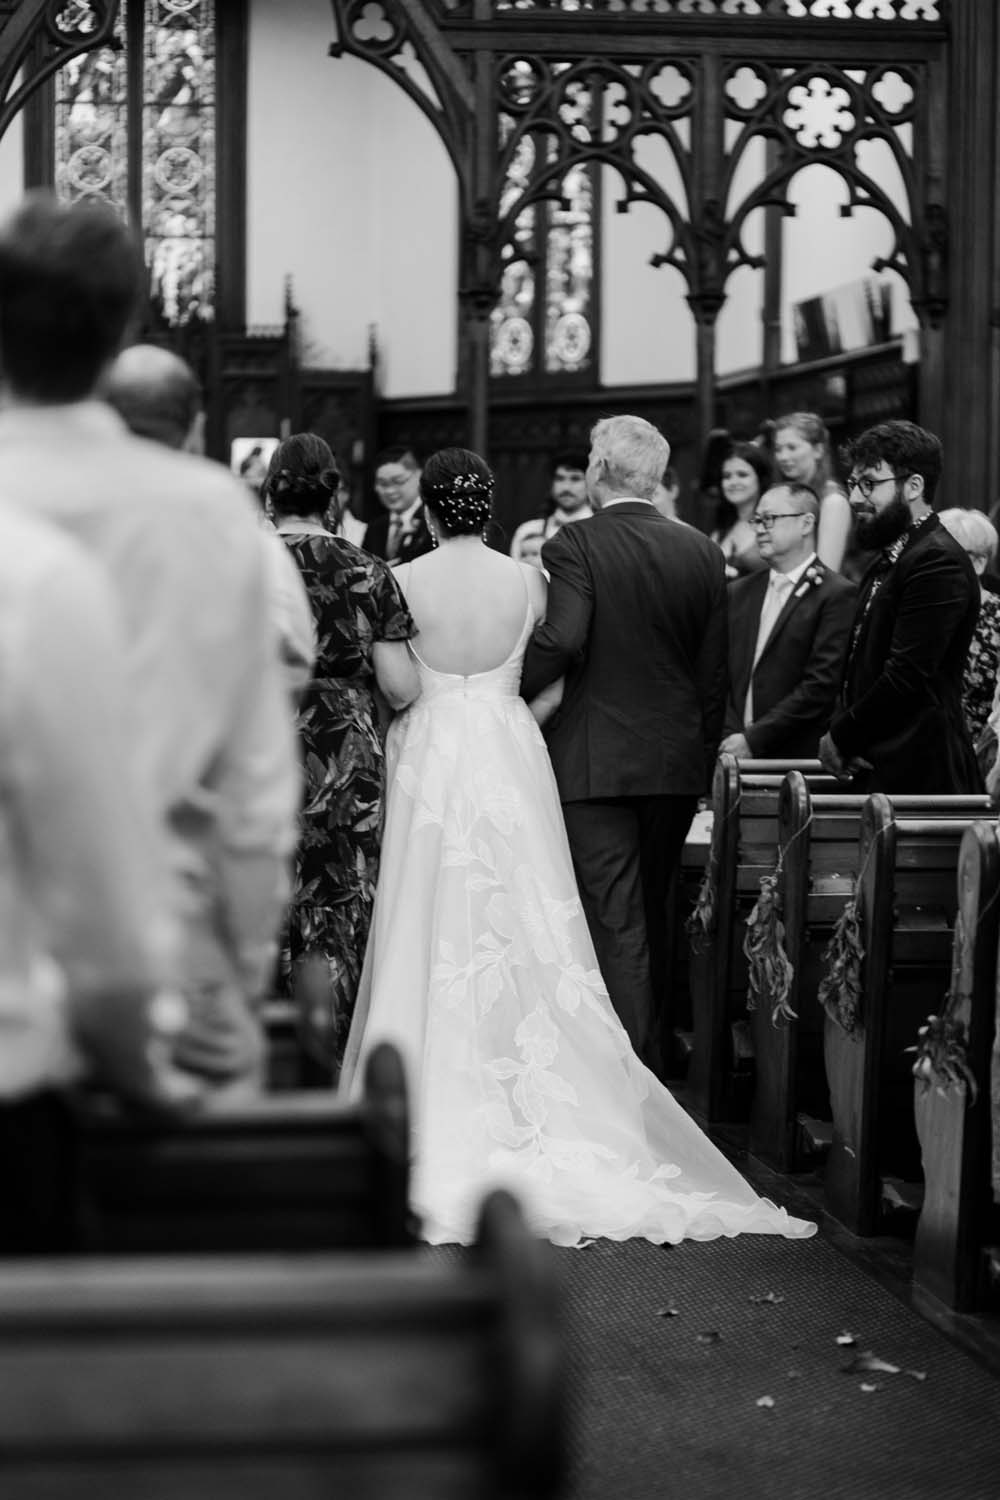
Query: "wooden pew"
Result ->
[[749, 776, 988, 1173], [824, 799, 983, 1235], [687, 755, 836, 1123], [77, 1040, 412, 1252], [0, 1189, 566, 1500], [913, 819, 1000, 1311]]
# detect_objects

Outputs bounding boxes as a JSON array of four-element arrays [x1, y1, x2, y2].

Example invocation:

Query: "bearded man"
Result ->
[[818, 420, 982, 793]]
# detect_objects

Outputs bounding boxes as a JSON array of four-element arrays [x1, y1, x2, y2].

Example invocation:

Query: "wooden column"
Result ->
[[940, 0, 999, 508]]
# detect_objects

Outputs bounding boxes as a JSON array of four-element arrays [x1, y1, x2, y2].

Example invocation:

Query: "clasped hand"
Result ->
[[818, 731, 872, 783]]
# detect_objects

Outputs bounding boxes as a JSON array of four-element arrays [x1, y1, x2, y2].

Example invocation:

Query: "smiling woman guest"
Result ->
[[773, 411, 853, 575], [711, 441, 773, 580]]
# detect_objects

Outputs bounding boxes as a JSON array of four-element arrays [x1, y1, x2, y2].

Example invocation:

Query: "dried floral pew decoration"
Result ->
[[744, 869, 796, 1024], [909, 1011, 979, 1103], [817, 894, 864, 1035], [686, 853, 717, 954]]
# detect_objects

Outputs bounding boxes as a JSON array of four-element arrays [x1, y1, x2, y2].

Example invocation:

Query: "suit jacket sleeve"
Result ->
[[746, 580, 856, 757], [830, 546, 973, 758], [695, 556, 729, 781], [520, 526, 594, 700]]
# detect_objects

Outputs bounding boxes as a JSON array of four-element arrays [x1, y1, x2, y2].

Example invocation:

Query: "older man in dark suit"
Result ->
[[720, 482, 855, 760], [819, 420, 981, 793], [521, 414, 727, 1066]]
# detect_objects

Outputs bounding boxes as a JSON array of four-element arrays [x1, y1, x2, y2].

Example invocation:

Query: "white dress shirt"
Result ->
[[0, 512, 175, 1099], [745, 553, 817, 723], [0, 401, 301, 1082]]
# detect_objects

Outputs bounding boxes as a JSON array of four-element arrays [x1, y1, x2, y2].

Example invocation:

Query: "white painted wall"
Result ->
[[246, 0, 456, 396], [0, 87, 23, 216]]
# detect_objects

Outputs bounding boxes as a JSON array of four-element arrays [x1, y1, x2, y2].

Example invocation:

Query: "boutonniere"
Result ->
[[793, 563, 824, 599]]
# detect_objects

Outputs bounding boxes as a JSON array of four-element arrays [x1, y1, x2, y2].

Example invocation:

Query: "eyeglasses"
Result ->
[[375, 474, 415, 491], [752, 512, 806, 530], [847, 473, 903, 500]]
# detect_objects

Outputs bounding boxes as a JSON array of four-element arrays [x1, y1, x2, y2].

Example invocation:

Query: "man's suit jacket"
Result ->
[[830, 515, 982, 793], [521, 505, 728, 800], [362, 506, 434, 564], [724, 562, 856, 759]]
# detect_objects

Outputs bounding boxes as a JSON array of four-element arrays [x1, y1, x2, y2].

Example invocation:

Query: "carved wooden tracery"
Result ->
[[329, 0, 949, 450], [0, 1, 123, 142]]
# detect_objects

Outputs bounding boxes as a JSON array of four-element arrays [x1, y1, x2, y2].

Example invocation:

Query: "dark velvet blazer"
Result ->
[[362, 506, 435, 565], [521, 506, 728, 801], [724, 561, 856, 759], [829, 515, 982, 793]]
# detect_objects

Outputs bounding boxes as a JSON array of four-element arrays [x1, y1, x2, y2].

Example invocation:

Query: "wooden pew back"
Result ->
[[689, 755, 836, 1122], [78, 1041, 411, 1252], [0, 1191, 566, 1500], [913, 820, 1000, 1310], [824, 800, 983, 1233], [750, 779, 988, 1171]]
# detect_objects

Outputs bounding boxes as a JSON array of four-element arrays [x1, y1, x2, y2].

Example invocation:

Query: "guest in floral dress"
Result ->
[[939, 508, 1000, 765], [263, 435, 419, 1077]]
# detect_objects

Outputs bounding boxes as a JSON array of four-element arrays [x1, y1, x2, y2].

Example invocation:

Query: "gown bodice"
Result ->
[[406, 598, 534, 708]]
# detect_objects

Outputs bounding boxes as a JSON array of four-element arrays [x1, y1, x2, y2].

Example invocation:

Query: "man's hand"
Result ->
[[818, 731, 851, 781], [719, 733, 752, 759]]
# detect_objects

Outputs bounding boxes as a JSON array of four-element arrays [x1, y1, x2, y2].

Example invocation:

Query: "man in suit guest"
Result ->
[[521, 415, 727, 1068], [509, 450, 592, 564], [720, 482, 855, 760], [818, 420, 981, 793], [363, 446, 434, 564]]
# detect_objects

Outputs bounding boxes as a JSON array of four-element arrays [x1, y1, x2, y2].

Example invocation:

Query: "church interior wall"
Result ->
[[246, 0, 455, 399], [0, 82, 22, 217]]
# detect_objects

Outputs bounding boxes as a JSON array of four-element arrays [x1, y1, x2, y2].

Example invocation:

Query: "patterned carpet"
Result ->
[[554, 1231, 1000, 1500]]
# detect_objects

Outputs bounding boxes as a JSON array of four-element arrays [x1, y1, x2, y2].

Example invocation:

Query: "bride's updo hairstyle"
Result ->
[[263, 432, 341, 521], [420, 447, 495, 537]]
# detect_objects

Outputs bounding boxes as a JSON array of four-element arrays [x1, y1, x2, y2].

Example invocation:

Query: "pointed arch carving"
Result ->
[[0, 1, 123, 142]]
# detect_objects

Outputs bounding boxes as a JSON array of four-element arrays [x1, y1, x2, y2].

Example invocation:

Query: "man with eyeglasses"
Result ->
[[720, 482, 855, 759], [363, 446, 434, 565], [818, 419, 982, 793]]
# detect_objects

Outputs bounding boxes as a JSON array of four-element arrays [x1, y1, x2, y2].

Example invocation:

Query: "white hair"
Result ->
[[939, 507, 998, 567], [589, 415, 670, 501]]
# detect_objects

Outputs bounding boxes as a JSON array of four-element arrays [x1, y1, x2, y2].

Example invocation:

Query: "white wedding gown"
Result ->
[[341, 598, 815, 1248]]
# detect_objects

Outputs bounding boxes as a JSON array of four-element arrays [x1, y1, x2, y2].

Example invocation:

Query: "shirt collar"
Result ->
[[551, 503, 593, 524], [0, 397, 128, 441], [389, 497, 422, 530], [770, 552, 817, 588], [600, 497, 655, 510]]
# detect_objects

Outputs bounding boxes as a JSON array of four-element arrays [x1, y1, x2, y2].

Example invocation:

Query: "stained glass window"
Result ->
[[143, 1, 216, 326], [492, 88, 596, 382], [54, 4, 129, 214], [52, 1, 216, 327]]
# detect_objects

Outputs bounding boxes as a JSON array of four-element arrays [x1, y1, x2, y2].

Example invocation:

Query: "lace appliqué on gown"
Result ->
[[343, 604, 815, 1248]]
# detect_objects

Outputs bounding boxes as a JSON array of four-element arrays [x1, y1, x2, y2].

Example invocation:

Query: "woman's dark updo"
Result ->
[[262, 432, 341, 520], [420, 447, 495, 536]]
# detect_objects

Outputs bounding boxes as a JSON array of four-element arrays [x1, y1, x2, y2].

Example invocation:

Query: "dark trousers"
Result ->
[[0, 1090, 81, 1255], [561, 794, 698, 1067]]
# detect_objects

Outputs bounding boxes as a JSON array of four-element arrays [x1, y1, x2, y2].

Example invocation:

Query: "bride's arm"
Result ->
[[521, 563, 565, 725]]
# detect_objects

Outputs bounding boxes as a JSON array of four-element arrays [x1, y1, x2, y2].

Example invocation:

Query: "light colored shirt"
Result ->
[[509, 503, 594, 563], [0, 401, 300, 1073], [746, 553, 817, 723], [0, 512, 175, 1099]]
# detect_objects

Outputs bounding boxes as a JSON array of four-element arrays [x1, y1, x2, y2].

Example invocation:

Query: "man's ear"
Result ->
[[905, 471, 925, 503]]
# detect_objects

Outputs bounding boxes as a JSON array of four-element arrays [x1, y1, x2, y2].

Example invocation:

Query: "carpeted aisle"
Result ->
[[555, 1233, 1000, 1500]]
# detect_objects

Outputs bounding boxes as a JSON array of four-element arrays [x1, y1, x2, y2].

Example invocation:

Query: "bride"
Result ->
[[341, 448, 814, 1248]]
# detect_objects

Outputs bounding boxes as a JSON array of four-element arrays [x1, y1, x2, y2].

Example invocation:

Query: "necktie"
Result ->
[[745, 573, 794, 723], [386, 516, 404, 561]]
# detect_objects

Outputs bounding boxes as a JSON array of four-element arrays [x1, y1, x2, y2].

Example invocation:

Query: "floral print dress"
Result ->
[[278, 527, 414, 1069]]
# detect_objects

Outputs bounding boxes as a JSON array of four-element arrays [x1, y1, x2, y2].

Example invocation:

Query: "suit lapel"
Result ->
[[735, 572, 769, 688], [757, 565, 821, 663]]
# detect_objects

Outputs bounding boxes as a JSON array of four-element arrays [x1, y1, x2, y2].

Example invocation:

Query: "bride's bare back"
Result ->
[[397, 543, 546, 676]]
